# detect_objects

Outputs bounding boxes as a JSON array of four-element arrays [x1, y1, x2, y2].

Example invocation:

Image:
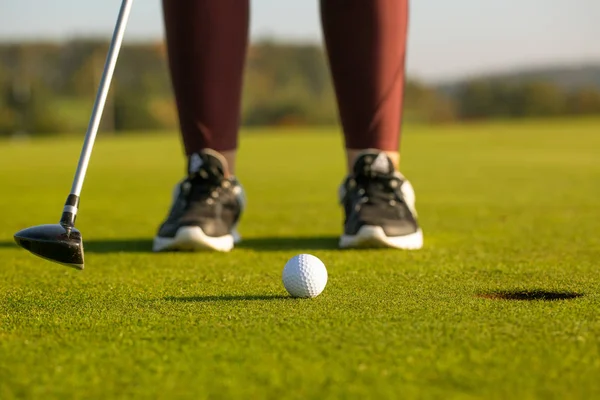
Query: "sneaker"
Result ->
[[339, 150, 423, 249], [153, 149, 244, 252]]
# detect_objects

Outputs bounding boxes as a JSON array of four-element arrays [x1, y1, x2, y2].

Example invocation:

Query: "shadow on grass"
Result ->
[[236, 236, 338, 251], [164, 294, 290, 302], [1, 234, 339, 255], [0, 237, 154, 253], [477, 289, 583, 301], [0, 240, 16, 249], [1, 235, 339, 253], [85, 239, 154, 253]]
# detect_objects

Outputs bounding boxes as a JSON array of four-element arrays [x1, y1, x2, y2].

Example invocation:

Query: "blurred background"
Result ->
[[0, 0, 599, 137]]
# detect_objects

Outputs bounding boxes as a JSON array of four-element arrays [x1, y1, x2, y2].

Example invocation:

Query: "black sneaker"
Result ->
[[153, 149, 244, 252], [339, 150, 423, 249]]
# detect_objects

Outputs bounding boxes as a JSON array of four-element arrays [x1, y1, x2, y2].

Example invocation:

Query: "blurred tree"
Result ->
[[0, 81, 18, 135], [404, 80, 457, 123], [566, 88, 600, 115], [113, 88, 163, 131], [242, 40, 337, 126], [457, 81, 495, 119], [2, 41, 597, 136], [27, 83, 68, 134], [516, 82, 566, 117]]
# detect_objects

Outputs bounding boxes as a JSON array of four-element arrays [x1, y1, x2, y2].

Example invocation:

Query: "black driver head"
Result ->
[[14, 224, 84, 270]]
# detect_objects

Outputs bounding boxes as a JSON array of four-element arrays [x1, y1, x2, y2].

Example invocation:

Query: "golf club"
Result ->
[[13, 0, 134, 270]]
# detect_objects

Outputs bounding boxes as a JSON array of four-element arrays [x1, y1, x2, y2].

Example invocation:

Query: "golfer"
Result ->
[[153, 0, 423, 252]]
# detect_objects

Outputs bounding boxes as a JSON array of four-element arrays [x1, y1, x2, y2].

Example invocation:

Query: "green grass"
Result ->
[[1, 118, 600, 399]]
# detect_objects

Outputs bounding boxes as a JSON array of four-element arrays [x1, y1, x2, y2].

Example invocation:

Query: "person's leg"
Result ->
[[321, 0, 407, 172], [154, 0, 249, 252], [321, 0, 423, 249], [162, 0, 249, 176]]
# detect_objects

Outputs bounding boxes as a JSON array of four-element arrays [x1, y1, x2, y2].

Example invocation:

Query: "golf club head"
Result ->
[[14, 224, 84, 270]]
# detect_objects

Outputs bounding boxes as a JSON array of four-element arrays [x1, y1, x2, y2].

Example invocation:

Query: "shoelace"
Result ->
[[350, 175, 408, 217], [182, 172, 231, 207]]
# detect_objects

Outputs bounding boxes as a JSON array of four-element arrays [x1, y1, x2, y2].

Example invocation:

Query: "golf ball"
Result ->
[[282, 254, 328, 298]]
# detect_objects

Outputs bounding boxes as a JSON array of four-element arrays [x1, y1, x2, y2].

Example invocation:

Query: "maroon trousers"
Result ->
[[162, 0, 409, 154]]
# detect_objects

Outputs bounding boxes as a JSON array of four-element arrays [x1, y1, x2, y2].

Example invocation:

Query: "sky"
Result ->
[[1, 0, 599, 82]]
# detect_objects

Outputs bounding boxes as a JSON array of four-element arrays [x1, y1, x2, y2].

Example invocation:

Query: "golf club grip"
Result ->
[[68, 0, 134, 198]]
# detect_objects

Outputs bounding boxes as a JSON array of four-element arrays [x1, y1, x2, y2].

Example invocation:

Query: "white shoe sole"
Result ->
[[153, 226, 240, 252], [339, 225, 423, 250]]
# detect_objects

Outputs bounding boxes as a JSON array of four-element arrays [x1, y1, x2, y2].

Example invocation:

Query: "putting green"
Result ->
[[1, 119, 599, 399]]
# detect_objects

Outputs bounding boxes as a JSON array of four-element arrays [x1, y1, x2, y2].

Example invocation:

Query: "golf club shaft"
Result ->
[[60, 0, 133, 228]]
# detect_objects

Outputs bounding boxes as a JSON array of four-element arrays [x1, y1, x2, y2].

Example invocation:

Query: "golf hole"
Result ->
[[477, 290, 583, 301]]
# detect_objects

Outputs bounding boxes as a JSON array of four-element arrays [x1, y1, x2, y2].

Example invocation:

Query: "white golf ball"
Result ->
[[282, 254, 328, 298]]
